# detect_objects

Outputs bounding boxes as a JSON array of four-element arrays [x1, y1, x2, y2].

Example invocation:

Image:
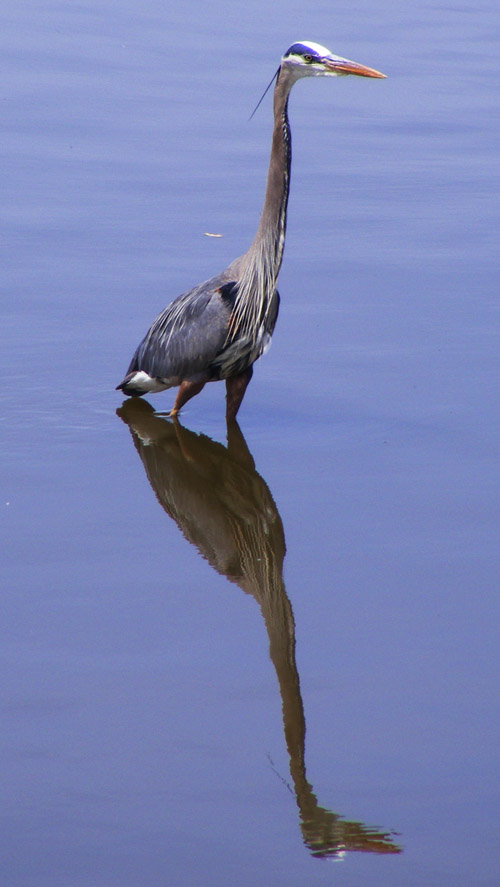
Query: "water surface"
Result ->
[[2, 1, 499, 885]]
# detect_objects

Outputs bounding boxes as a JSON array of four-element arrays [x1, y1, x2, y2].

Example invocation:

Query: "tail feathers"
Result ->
[[116, 370, 160, 397]]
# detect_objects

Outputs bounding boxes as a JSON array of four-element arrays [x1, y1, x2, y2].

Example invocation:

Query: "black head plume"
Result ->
[[249, 66, 280, 121]]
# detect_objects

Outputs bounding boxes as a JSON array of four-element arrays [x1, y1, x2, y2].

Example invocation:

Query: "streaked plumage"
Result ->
[[116, 41, 385, 419]]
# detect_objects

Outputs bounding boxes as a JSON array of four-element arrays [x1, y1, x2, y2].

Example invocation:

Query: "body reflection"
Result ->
[[117, 399, 401, 859]]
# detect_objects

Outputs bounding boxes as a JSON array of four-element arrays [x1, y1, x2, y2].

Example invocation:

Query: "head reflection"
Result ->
[[117, 399, 401, 860]]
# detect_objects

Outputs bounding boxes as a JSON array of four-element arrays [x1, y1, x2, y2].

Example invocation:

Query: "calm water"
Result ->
[[2, 1, 499, 885]]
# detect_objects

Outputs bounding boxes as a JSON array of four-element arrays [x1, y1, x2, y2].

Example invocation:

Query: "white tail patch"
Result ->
[[126, 371, 170, 393]]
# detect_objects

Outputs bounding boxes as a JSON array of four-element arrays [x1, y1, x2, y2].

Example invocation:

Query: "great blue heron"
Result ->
[[116, 41, 385, 419]]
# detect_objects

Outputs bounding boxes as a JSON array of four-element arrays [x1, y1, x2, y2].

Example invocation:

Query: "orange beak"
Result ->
[[324, 57, 386, 78]]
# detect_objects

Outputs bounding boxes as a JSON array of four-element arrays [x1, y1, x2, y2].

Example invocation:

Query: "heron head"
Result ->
[[281, 41, 386, 80]]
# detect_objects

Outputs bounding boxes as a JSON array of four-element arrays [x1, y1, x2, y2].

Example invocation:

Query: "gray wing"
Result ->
[[127, 274, 237, 382]]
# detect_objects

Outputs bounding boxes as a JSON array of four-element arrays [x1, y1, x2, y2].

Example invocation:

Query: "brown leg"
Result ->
[[225, 367, 253, 421], [169, 380, 206, 416]]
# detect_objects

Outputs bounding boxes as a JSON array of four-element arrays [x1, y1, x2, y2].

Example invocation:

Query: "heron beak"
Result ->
[[323, 56, 386, 78]]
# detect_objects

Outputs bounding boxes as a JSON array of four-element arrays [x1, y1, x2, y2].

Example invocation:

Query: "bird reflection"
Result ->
[[116, 399, 401, 860]]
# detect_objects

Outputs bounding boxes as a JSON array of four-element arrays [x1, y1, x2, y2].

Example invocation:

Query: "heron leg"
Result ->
[[225, 367, 253, 421], [169, 380, 206, 416]]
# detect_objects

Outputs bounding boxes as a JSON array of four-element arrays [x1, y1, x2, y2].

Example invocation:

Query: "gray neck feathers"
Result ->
[[228, 70, 293, 343]]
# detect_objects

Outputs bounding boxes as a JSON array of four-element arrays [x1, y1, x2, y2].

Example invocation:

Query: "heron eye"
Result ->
[[303, 54, 314, 63]]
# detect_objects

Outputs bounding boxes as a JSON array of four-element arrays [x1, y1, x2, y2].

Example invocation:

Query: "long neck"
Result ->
[[249, 68, 293, 281], [228, 68, 294, 342]]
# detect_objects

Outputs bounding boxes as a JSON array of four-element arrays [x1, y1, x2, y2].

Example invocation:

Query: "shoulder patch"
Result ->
[[218, 282, 239, 307]]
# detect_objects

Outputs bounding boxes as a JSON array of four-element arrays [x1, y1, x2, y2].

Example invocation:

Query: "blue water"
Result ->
[[2, 1, 499, 885]]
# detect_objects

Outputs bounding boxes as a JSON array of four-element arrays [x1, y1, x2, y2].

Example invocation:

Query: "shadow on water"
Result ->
[[116, 398, 401, 860]]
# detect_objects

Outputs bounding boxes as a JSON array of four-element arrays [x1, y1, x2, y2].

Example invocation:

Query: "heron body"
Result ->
[[116, 41, 385, 419]]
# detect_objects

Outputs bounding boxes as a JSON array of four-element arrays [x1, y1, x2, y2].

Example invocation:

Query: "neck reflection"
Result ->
[[117, 399, 401, 860]]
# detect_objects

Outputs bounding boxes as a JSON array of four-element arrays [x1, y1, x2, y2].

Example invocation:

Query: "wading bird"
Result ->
[[116, 41, 385, 419]]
